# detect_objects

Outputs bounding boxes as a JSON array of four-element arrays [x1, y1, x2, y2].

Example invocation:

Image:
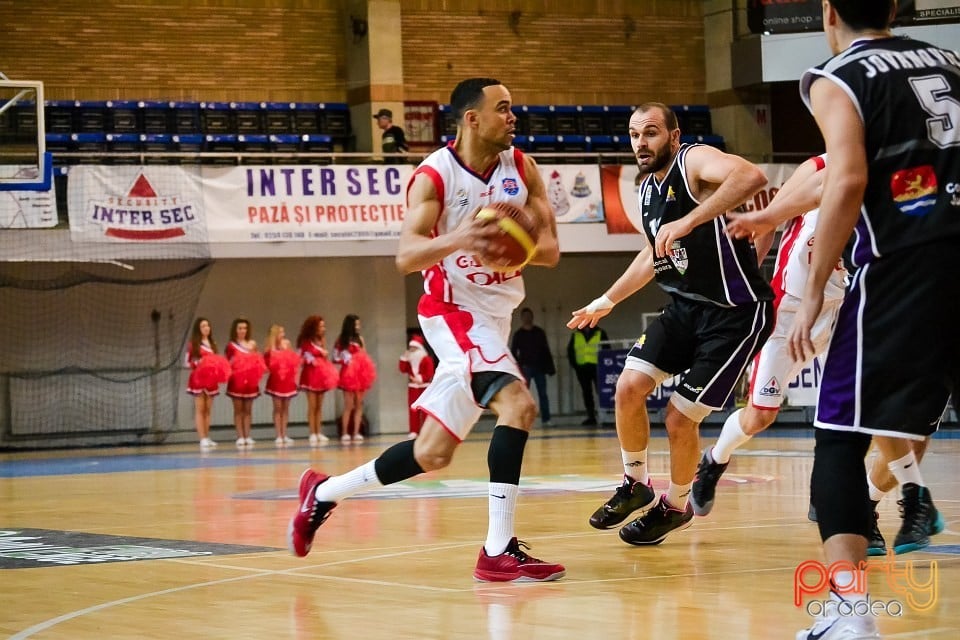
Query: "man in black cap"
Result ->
[[373, 108, 409, 163]]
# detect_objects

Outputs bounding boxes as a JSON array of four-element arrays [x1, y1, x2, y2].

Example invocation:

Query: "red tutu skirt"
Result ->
[[188, 353, 231, 396], [266, 349, 301, 398], [339, 350, 377, 392], [227, 351, 267, 398], [300, 357, 339, 392]]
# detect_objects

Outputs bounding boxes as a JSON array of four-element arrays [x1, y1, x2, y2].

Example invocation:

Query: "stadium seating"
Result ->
[[34, 99, 719, 162]]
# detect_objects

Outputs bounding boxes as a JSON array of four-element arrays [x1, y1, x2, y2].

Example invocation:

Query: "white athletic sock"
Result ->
[[666, 481, 692, 509], [866, 473, 887, 503], [484, 482, 519, 556], [712, 409, 751, 464], [622, 449, 648, 484], [831, 570, 870, 627], [313, 460, 381, 503], [888, 450, 924, 488]]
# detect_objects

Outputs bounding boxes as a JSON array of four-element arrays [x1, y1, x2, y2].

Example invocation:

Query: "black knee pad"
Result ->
[[811, 428, 873, 541]]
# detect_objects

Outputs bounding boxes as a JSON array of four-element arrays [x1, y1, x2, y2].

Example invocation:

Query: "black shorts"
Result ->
[[816, 238, 960, 439], [628, 295, 773, 409]]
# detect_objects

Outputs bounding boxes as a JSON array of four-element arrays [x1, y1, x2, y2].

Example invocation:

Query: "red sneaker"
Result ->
[[287, 469, 335, 557], [473, 538, 565, 582]]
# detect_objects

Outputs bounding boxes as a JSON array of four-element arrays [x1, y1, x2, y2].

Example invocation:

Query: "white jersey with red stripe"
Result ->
[[410, 143, 530, 319], [769, 156, 846, 302]]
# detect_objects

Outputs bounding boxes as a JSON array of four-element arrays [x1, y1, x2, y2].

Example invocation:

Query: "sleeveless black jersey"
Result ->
[[800, 36, 960, 268], [638, 144, 773, 307]]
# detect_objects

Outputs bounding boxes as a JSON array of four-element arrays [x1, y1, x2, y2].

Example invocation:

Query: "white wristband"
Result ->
[[585, 294, 615, 314]]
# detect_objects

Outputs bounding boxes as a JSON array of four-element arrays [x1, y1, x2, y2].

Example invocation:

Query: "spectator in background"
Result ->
[[186, 317, 228, 450], [510, 308, 555, 425], [264, 324, 300, 447], [398, 333, 435, 439], [225, 317, 265, 449], [373, 108, 408, 163], [297, 315, 339, 447], [334, 314, 377, 443], [567, 323, 608, 426]]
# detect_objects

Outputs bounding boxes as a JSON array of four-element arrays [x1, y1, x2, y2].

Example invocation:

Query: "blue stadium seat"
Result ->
[[674, 104, 713, 136], [232, 102, 262, 134], [141, 133, 176, 164], [238, 134, 269, 163], [518, 105, 552, 135], [44, 100, 76, 133], [205, 133, 239, 164], [170, 101, 201, 134], [76, 101, 107, 132], [107, 100, 140, 133], [72, 132, 106, 162], [269, 133, 301, 156], [553, 106, 579, 135], [263, 102, 295, 134], [140, 101, 171, 134], [602, 105, 633, 136], [201, 102, 233, 134], [291, 102, 319, 134], [45, 133, 72, 160], [173, 133, 203, 162], [106, 133, 140, 163], [302, 133, 333, 163], [318, 103, 351, 148], [577, 105, 606, 136]]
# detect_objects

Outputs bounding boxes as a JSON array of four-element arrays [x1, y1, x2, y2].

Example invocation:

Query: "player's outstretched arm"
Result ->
[[653, 146, 767, 257], [522, 154, 560, 268], [567, 246, 654, 329], [727, 156, 826, 240]]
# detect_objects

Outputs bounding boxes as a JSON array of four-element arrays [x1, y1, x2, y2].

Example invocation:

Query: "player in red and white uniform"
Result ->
[[690, 154, 847, 515], [289, 78, 566, 582], [398, 334, 435, 439]]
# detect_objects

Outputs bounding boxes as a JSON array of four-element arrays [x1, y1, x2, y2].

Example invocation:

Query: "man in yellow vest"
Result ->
[[567, 324, 608, 426]]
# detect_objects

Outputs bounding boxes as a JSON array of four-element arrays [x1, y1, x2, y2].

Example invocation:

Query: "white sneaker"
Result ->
[[354, 433, 364, 442], [796, 615, 881, 640], [275, 437, 285, 447], [200, 438, 215, 449], [308, 433, 318, 447], [340, 433, 352, 443], [284, 436, 295, 445], [236, 437, 246, 448], [245, 437, 255, 446], [317, 433, 329, 443]]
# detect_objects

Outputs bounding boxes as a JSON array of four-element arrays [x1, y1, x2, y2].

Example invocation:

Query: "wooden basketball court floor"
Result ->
[[1, 427, 957, 639]]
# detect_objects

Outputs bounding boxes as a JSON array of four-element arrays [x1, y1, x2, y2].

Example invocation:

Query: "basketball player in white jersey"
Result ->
[[696, 154, 935, 559], [287, 78, 566, 582], [689, 155, 845, 514]]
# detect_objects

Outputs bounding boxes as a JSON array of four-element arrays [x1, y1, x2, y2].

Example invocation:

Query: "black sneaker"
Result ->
[[619, 495, 694, 545], [588, 475, 656, 530], [867, 509, 887, 557], [893, 483, 944, 555], [689, 448, 729, 517]]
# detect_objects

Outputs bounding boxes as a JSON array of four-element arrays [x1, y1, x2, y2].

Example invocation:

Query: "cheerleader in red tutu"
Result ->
[[264, 324, 301, 447], [334, 314, 378, 442], [186, 317, 229, 449], [297, 315, 339, 446], [226, 317, 265, 448]]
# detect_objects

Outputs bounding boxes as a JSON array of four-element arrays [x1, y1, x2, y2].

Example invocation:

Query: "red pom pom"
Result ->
[[339, 350, 377, 391]]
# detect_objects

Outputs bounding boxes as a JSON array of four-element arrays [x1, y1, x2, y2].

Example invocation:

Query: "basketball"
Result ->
[[474, 202, 540, 272]]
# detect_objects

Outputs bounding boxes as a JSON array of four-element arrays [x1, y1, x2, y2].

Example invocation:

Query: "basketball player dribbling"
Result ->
[[287, 77, 566, 582]]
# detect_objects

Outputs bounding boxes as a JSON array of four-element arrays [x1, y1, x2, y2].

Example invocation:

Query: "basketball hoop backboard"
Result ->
[[0, 78, 51, 191]]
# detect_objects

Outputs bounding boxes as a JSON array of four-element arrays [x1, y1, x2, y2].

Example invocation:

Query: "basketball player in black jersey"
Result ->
[[790, 2, 958, 639], [568, 102, 773, 546]]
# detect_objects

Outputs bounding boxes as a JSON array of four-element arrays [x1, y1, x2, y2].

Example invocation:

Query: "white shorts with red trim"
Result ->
[[412, 296, 522, 441], [749, 295, 841, 409]]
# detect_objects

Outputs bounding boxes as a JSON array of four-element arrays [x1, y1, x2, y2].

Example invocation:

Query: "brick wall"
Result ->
[[0, 0, 706, 105]]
